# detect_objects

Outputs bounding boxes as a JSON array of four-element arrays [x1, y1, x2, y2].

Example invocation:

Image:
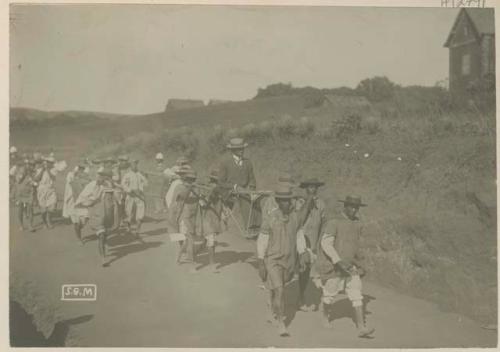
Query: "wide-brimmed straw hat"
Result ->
[[274, 183, 295, 199], [299, 178, 325, 188], [226, 137, 248, 149], [338, 195, 367, 207]]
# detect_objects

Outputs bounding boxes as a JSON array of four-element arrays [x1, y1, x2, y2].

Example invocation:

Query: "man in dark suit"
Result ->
[[218, 137, 261, 238]]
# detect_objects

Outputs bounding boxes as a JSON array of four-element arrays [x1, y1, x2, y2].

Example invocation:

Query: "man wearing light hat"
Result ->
[[34, 156, 58, 229], [312, 195, 374, 338], [218, 137, 261, 238], [74, 167, 115, 265], [63, 162, 91, 233], [121, 159, 148, 235], [256, 182, 314, 336], [167, 165, 199, 268]]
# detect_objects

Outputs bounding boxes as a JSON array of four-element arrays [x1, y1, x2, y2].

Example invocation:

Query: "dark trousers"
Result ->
[[228, 195, 262, 231]]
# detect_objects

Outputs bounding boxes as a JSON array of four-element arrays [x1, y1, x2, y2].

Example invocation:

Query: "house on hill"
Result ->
[[444, 8, 495, 99], [165, 99, 205, 111], [322, 94, 371, 109]]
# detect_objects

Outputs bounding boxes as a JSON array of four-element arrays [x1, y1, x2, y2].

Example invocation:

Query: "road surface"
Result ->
[[9, 212, 497, 348]]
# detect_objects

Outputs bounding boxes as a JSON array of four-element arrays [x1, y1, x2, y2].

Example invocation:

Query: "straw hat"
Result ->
[[155, 152, 164, 160], [299, 178, 325, 188], [273, 182, 295, 199], [338, 195, 367, 207], [226, 137, 248, 149]]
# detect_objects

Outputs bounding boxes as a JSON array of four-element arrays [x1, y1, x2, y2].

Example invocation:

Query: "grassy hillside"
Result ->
[[9, 94, 497, 324]]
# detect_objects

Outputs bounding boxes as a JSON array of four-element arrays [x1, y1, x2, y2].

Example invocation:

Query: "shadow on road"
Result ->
[[141, 227, 169, 237], [105, 241, 162, 267], [327, 293, 377, 324], [10, 300, 93, 347], [214, 250, 255, 270]]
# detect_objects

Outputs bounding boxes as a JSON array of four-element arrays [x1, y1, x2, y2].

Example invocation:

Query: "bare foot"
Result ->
[[358, 326, 375, 338], [278, 321, 289, 337]]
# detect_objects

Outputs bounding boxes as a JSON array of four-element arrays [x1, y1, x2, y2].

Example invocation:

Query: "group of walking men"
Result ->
[[10, 137, 374, 338]]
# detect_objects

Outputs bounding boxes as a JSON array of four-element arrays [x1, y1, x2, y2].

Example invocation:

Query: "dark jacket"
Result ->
[[218, 155, 256, 190]]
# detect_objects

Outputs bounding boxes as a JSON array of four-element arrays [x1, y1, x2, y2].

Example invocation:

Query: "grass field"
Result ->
[[10, 93, 497, 324]]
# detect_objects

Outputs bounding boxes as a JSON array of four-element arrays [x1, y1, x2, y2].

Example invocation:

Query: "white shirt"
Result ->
[[232, 154, 243, 167], [75, 180, 104, 208], [121, 170, 148, 193]]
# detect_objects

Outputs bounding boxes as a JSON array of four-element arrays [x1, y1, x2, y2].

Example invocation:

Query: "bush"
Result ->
[[207, 125, 227, 154], [336, 113, 362, 140], [255, 83, 293, 99], [363, 115, 381, 135], [294, 116, 316, 137], [273, 115, 295, 138], [356, 76, 398, 102]]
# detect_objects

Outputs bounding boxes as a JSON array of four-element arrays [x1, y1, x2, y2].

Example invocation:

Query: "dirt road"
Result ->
[[9, 212, 497, 348]]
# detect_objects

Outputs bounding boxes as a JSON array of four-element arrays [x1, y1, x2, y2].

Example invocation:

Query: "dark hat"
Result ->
[[299, 178, 325, 188], [338, 195, 367, 207], [226, 137, 248, 149], [274, 183, 295, 199], [118, 155, 129, 162]]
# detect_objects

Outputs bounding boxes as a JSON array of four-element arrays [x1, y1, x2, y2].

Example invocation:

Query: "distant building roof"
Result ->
[[323, 94, 371, 108], [207, 99, 234, 106], [165, 99, 205, 111], [444, 8, 495, 47]]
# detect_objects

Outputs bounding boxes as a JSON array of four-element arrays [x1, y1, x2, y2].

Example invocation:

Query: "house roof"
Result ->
[[444, 8, 495, 47], [466, 8, 495, 34]]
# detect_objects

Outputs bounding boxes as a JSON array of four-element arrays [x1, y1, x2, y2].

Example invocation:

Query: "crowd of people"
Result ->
[[9, 138, 374, 338]]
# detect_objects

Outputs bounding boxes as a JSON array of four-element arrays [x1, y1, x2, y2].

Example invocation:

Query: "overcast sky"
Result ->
[[10, 5, 459, 115]]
